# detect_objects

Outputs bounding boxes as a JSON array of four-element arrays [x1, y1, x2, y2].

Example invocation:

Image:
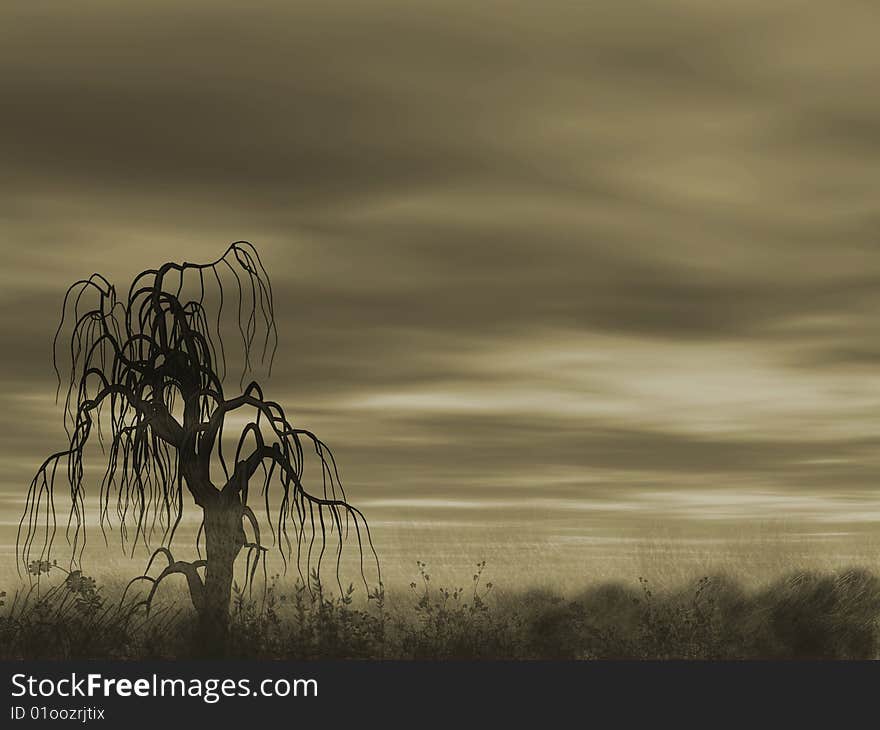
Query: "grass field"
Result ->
[[3, 567, 880, 660], [3, 557, 880, 659], [3, 519, 880, 659]]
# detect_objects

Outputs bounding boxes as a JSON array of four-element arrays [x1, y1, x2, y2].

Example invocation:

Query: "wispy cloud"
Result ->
[[0, 0, 878, 552]]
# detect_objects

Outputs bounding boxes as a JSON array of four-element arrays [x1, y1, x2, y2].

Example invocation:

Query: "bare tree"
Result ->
[[17, 242, 378, 645]]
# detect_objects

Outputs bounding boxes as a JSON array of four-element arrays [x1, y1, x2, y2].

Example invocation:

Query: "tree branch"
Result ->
[[85, 384, 184, 446]]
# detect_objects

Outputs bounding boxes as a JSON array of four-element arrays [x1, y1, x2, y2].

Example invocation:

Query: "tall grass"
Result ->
[[2, 562, 880, 659]]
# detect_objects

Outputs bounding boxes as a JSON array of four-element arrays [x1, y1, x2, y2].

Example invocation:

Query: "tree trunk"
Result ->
[[198, 500, 244, 655]]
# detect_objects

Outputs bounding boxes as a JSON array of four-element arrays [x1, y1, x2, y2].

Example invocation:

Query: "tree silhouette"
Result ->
[[17, 242, 378, 645]]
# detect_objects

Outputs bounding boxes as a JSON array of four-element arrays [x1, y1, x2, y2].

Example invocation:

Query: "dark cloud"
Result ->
[[0, 0, 878, 562]]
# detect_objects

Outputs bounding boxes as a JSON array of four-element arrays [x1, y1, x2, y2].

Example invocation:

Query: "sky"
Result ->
[[0, 1, 879, 583]]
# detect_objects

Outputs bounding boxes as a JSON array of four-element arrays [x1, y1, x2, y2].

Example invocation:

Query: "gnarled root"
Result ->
[[122, 547, 207, 615]]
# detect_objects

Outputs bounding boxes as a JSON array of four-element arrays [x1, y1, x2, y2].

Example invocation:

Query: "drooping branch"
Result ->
[[19, 241, 379, 600], [121, 547, 207, 615]]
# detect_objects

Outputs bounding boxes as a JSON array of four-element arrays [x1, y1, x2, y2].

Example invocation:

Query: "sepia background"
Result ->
[[1, 0, 878, 591]]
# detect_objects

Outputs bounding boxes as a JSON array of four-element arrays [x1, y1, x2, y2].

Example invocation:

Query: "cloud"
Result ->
[[0, 0, 878, 549]]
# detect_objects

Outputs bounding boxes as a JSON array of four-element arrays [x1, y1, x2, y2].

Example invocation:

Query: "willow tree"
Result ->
[[17, 242, 378, 641]]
